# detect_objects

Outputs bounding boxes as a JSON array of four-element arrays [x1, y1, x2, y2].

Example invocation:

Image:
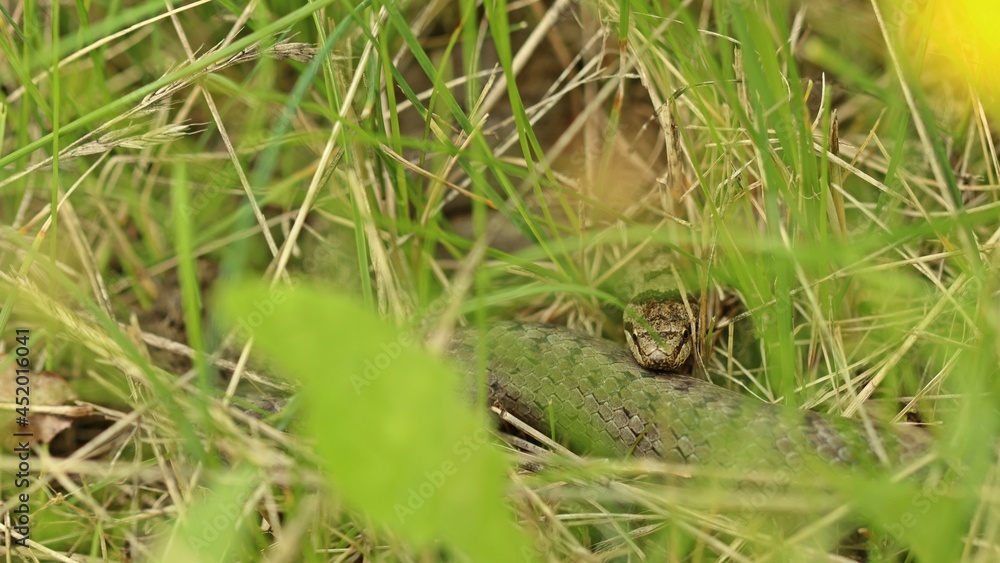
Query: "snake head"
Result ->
[[623, 291, 698, 371]]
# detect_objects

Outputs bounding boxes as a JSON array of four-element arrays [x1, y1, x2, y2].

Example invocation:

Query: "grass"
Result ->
[[1, 0, 998, 560]]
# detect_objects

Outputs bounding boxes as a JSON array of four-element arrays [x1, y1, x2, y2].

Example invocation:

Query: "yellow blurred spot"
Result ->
[[903, 0, 1000, 110]]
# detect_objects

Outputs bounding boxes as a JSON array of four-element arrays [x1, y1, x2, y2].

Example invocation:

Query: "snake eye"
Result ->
[[624, 327, 638, 344]]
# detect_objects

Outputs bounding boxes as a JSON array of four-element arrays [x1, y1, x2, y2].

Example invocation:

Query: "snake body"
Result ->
[[453, 321, 926, 469]]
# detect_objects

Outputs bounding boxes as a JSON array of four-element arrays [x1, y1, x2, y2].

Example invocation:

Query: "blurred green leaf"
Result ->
[[844, 475, 968, 562], [217, 282, 533, 561], [155, 467, 258, 562]]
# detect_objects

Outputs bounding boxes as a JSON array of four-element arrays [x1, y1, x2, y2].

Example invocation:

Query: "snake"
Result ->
[[451, 317, 928, 470]]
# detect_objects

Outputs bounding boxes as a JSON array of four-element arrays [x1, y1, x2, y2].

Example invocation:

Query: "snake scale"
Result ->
[[452, 321, 927, 470]]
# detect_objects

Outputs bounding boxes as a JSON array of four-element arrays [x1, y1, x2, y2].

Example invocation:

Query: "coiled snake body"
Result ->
[[453, 321, 926, 469]]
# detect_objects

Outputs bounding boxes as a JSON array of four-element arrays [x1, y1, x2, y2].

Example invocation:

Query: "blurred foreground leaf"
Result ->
[[155, 467, 258, 562], [217, 282, 532, 561]]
